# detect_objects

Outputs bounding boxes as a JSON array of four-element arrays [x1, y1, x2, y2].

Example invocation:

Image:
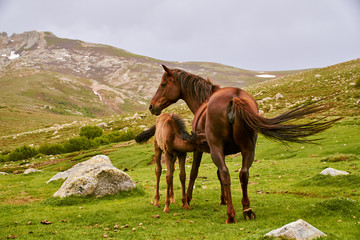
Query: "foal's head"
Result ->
[[149, 65, 182, 115]]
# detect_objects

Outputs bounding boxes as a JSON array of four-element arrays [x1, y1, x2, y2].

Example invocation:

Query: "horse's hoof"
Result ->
[[154, 202, 160, 207], [219, 201, 227, 206], [163, 208, 169, 213], [182, 204, 191, 210], [226, 217, 236, 224], [243, 208, 256, 220]]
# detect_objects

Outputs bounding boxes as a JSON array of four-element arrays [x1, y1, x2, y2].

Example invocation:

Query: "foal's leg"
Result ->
[[154, 142, 162, 207], [209, 143, 236, 224], [186, 151, 203, 205], [178, 153, 190, 209], [163, 152, 175, 213]]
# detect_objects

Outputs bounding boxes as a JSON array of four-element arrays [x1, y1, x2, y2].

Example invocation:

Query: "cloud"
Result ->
[[0, 0, 359, 70]]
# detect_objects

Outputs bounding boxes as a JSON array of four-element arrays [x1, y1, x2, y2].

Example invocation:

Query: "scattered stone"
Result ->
[[27, 221, 32, 225], [40, 220, 52, 225], [6, 235, 18, 239], [132, 227, 136, 231], [139, 223, 143, 226], [0, 172, 9, 175], [103, 233, 108, 238], [265, 219, 326, 240], [275, 93, 284, 100], [49, 155, 136, 197], [152, 214, 160, 218], [120, 224, 129, 229], [97, 122, 108, 128], [24, 168, 42, 174], [320, 167, 349, 176], [114, 223, 119, 229]]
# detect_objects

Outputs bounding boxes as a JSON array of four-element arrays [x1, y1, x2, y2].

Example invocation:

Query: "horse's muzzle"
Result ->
[[149, 104, 161, 116]]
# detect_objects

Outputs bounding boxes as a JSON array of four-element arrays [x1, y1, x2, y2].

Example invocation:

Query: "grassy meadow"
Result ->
[[0, 117, 359, 239], [1, 59, 360, 239]]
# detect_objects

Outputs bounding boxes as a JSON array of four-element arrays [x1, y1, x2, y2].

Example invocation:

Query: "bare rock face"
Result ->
[[320, 167, 349, 176], [265, 219, 326, 240], [49, 155, 135, 197]]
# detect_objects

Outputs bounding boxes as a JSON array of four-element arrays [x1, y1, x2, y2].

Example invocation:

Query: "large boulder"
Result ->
[[265, 219, 326, 240], [48, 155, 136, 197]]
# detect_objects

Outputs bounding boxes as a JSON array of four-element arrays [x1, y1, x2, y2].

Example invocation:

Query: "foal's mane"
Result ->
[[171, 114, 192, 141], [172, 69, 216, 104]]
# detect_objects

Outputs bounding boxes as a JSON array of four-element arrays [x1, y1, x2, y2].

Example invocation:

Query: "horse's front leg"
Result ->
[[164, 152, 175, 213], [178, 153, 190, 209], [186, 151, 203, 205], [154, 143, 162, 207]]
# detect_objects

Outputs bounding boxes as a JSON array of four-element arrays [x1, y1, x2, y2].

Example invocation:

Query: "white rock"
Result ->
[[320, 167, 349, 176], [97, 122, 108, 128], [0, 172, 9, 175], [23, 168, 42, 174], [275, 93, 284, 100], [262, 97, 273, 102], [49, 155, 135, 197], [265, 219, 326, 240]]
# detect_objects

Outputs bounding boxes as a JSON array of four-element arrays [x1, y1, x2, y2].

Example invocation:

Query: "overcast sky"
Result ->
[[0, 0, 359, 71]]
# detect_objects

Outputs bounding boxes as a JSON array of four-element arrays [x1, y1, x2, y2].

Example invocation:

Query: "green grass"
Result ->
[[0, 119, 359, 239]]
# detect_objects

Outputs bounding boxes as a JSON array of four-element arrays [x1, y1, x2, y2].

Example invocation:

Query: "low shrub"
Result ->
[[63, 137, 94, 153], [80, 126, 103, 139], [0, 154, 8, 162], [7, 145, 38, 161], [39, 143, 66, 155]]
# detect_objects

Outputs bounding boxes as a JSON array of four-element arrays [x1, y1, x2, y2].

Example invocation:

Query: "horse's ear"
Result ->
[[162, 64, 172, 75]]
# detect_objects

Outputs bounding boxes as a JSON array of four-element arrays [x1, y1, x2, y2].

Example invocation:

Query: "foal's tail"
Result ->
[[231, 97, 341, 144], [135, 125, 156, 143]]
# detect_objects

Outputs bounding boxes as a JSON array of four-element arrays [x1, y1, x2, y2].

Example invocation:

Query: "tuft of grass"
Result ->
[[42, 187, 146, 207], [321, 153, 358, 162], [296, 174, 360, 188]]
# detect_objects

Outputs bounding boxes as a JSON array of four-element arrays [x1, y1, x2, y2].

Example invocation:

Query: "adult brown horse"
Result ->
[[149, 65, 339, 223]]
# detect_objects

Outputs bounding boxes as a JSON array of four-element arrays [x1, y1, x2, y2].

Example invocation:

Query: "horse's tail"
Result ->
[[135, 125, 156, 143], [231, 97, 341, 144]]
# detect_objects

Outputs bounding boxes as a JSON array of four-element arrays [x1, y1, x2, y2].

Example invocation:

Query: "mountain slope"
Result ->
[[0, 31, 300, 118]]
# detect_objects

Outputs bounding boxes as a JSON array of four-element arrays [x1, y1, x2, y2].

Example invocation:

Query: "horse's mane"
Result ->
[[171, 114, 192, 141], [172, 69, 216, 104]]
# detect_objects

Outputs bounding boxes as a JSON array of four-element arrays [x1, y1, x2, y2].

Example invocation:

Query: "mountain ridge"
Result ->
[[0, 31, 302, 116]]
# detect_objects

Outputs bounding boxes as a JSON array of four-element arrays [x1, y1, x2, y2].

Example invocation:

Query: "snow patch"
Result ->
[[256, 74, 276, 78], [8, 51, 20, 60]]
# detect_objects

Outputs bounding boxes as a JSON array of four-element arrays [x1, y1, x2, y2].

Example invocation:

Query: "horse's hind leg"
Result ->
[[240, 149, 256, 220], [164, 152, 175, 213], [217, 169, 227, 205], [209, 143, 236, 224], [154, 142, 162, 207], [178, 153, 190, 209]]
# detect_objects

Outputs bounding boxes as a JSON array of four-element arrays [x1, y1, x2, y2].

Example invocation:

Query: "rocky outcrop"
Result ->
[[265, 219, 326, 240], [48, 155, 136, 197]]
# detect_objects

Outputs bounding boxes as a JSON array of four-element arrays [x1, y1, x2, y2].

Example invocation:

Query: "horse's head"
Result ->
[[149, 65, 182, 115]]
